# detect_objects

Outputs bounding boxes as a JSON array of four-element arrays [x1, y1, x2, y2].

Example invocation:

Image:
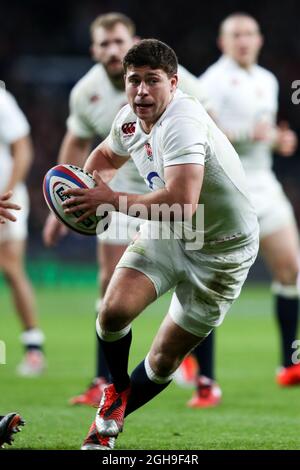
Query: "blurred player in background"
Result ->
[[177, 12, 299, 407], [0, 87, 46, 376], [43, 12, 212, 407]]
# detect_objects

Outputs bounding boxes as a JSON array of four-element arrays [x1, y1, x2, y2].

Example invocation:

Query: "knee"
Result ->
[[274, 260, 299, 285], [99, 298, 131, 332], [1, 262, 19, 284], [149, 348, 181, 378]]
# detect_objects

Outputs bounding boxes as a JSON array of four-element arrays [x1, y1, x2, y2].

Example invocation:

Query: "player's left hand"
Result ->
[[62, 171, 115, 223], [275, 121, 298, 157]]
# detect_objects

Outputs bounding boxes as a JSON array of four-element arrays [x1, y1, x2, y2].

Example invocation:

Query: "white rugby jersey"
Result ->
[[0, 89, 30, 193], [199, 56, 279, 171], [107, 90, 258, 251], [66, 63, 210, 194]]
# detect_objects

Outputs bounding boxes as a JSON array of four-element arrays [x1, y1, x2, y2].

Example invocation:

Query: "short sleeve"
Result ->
[[163, 117, 206, 167], [106, 111, 130, 157]]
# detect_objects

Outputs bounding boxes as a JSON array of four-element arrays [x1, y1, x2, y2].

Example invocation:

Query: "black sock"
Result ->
[[96, 333, 111, 381], [125, 360, 171, 417], [25, 345, 43, 352], [275, 294, 299, 367], [193, 330, 215, 380], [98, 330, 132, 392]]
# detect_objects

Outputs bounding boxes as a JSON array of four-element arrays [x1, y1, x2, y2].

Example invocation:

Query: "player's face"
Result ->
[[125, 66, 178, 132], [219, 17, 263, 68], [91, 24, 135, 78]]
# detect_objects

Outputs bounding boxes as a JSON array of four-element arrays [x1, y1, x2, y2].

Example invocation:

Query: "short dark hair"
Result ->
[[123, 39, 178, 77]]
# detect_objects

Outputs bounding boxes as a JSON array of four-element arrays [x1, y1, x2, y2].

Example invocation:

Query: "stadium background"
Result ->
[[0, 0, 300, 285]]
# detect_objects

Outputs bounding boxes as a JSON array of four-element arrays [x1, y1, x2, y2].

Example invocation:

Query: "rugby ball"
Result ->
[[43, 164, 110, 236]]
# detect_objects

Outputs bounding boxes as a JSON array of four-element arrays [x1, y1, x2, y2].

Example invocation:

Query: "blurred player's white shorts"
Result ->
[[116, 231, 259, 337], [247, 170, 296, 238], [98, 211, 141, 246], [0, 184, 29, 243]]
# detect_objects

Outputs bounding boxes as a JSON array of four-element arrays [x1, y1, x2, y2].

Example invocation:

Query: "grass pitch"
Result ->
[[1, 283, 300, 450]]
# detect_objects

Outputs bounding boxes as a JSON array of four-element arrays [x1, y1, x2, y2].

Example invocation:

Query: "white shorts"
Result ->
[[97, 211, 141, 246], [247, 171, 296, 238], [0, 185, 29, 244], [116, 234, 259, 337]]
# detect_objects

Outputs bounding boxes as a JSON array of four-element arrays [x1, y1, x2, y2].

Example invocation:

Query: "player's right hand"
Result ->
[[43, 212, 68, 246], [0, 191, 21, 224]]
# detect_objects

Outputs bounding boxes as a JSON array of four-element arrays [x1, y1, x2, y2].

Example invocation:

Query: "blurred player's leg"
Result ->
[[186, 332, 222, 408], [187, 374, 222, 408], [173, 353, 198, 387], [177, 224, 299, 398], [69, 242, 127, 406], [0, 239, 45, 377], [193, 331, 215, 380], [173, 322, 222, 407], [173, 334, 215, 388], [260, 225, 300, 386]]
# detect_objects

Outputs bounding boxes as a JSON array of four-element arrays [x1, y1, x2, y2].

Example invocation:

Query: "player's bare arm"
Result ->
[[83, 137, 127, 185], [58, 130, 92, 167], [63, 145, 203, 223], [115, 163, 203, 220]]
